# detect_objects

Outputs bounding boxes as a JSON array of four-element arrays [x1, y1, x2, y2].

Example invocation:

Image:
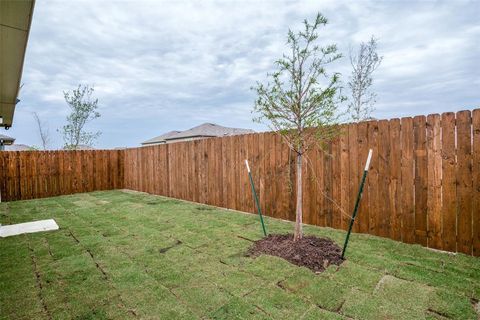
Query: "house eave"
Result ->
[[0, 0, 35, 128]]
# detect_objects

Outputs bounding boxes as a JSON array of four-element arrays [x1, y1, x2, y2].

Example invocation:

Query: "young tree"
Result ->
[[32, 112, 50, 150], [253, 13, 345, 241], [61, 84, 101, 149], [348, 37, 382, 122]]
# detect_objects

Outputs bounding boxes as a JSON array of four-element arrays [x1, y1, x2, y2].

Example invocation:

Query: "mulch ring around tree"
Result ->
[[247, 234, 344, 273]]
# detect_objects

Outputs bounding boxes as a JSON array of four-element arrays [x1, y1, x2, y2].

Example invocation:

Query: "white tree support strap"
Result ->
[[364, 149, 373, 171], [245, 159, 251, 173]]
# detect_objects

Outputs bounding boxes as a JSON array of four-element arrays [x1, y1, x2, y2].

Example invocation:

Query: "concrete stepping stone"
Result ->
[[0, 219, 59, 237]]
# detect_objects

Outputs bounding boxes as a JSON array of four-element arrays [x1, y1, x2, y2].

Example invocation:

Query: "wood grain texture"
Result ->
[[456, 110, 472, 255], [426, 114, 443, 250], [472, 109, 480, 256], [367, 121, 379, 236], [389, 119, 401, 241], [400, 117, 415, 244], [348, 123, 360, 233], [378, 120, 390, 238], [0, 150, 123, 201], [1, 108, 480, 256], [357, 121, 370, 233], [414, 116, 428, 247], [441, 112, 457, 252], [339, 127, 350, 231]]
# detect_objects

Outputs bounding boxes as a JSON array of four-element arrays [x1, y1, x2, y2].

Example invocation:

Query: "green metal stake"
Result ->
[[245, 160, 267, 237], [341, 149, 373, 259]]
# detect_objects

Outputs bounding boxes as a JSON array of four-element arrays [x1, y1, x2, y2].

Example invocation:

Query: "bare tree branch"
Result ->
[[32, 112, 50, 150], [348, 36, 382, 122], [61, 84, 101, 150]]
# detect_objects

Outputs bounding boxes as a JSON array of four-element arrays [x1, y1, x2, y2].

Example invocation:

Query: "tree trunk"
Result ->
[[294, 152, 303, 241]]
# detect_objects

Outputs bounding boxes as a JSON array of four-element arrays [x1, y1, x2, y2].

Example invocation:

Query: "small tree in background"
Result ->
[[33, 112, 51, 150], [253, 13, 345, 241], [61, 84, 101, 149], [348, 36, 382, 122]]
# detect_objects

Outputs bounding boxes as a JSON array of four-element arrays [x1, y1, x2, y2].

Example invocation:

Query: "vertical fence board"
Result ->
[[244, 135, 251, 212], [266, 133, 276, 218], [4, 152, 10, 201], [223, 138, 231, 209], [273, 134, 282, 218], [340, 127, 350, 231], [0, 153, 6, 201], [426, 114, 443, 250], [257, 133, 265, 217], [253, 134, 262, 214], [308, 144, 318, 226], [442, 112, 457, 252], [286, 138, 296, 222], [456, 110, 473, 255], [19, 152, 26, 199], [0, 154, 3, 200], [228, 136, 237, 210], [302, 145, 311, 225], [414, 116, 428, 247], [324, 142, 333, 227], [36, 152, 42, 198], [389, 119, 401, 241], [400, 117, 415, 244], [472, 109, 480, 256], [207, 139, 213, 205], [331, 137, 342, 230], [315, 143, 325, 227], [367, 121, 379, 236], [356, 121, 369, 233], [348, 123, 359, 232], [378, 120, 391, 238]]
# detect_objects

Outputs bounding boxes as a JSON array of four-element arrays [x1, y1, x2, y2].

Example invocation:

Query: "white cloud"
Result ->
[[5, 0, 479, 148]]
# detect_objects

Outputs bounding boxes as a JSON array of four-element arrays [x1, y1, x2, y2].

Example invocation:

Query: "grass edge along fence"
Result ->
[[1, 108, 480, 257], [123, 109, 480, 257]]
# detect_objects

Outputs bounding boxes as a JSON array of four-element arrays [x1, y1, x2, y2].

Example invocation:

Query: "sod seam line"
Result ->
[[65, 193, 326, 318], [27, 238, 52, 320], [65, 228, 138, 318], [64, 206, 202, 318]]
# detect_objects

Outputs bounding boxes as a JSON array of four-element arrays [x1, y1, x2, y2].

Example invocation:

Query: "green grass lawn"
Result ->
[[1, 190, 479, 319]]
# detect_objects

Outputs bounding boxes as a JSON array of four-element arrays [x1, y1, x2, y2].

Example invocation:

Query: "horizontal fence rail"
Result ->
[[1, 109, 479, 256]]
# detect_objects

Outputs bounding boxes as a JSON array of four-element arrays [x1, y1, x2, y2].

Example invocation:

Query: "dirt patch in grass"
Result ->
[[248, 234, 344, 273], [73, 200, 96, 208], [473, 298, 480, 317], [196, 206, 214, 211], [159, 240, 183, 253]]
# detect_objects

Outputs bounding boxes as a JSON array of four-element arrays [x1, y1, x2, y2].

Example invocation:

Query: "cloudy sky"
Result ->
[[6, 0, 480, 149]]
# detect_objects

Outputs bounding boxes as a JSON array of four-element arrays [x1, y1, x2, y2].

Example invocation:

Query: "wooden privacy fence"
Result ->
[[1, 109, 479, 256], [0, 150, 124, 201], [123, 109, 480, 257]]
